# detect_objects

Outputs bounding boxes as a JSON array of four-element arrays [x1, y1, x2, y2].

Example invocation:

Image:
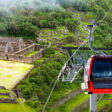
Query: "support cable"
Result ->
[[42, 79, 58, 112], [97, 94, 104, 103], [99, 8, 112, 25]]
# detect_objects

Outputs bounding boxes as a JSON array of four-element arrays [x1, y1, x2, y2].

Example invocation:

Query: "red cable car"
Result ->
[[82, 56, 112, 94]]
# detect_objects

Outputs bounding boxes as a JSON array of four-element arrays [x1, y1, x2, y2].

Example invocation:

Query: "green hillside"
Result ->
[[0, 0, 112, 112]]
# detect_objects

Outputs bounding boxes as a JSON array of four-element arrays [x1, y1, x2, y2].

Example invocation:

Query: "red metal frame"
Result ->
[[86, 57, 112, 94]]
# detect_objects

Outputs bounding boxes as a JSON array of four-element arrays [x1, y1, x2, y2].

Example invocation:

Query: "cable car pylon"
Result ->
[[88, 25, 107, 56], [88, 25, 98, 112]]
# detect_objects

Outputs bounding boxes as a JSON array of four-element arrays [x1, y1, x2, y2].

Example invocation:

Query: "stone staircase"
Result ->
[[0, 86, 17, 104]]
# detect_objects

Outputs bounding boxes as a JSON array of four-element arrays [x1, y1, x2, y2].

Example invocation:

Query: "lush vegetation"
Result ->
[[25, 51, 38, 57], [0, 99, 36, 112], [1, 0, 112, 112], [0, 8, 72, 38], [18, 53, 82, 111], [17, 0, 112, 111], [82, 94, 112, 112], [57, 92, 89, 112]]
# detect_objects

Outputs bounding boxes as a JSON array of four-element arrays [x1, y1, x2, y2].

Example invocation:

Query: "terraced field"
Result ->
[[0, 60, 33, 89], [0, 102, 36, 112]]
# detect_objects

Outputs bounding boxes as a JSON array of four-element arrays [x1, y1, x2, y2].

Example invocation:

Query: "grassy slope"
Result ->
[[49, 83, 80, 105], [82, 94, 112, 112], [33, 22, 89, 111], [0, 103, 36, 112], [0, 95, 10, 98], [0, 60, 33, 89], [55, 92, 89, 112], [25, 51, 38, 57]]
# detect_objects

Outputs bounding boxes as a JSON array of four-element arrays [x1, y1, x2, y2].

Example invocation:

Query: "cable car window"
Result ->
[[92, 59, 112, 89], [92, 60, 112, 78]]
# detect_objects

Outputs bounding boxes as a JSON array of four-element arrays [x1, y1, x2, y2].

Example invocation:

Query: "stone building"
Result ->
[[0, 37, 26, 54], [0, 36, 47, 64]]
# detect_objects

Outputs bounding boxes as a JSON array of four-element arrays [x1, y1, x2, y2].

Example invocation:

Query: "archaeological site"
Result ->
[[0, 37, 47, 63]]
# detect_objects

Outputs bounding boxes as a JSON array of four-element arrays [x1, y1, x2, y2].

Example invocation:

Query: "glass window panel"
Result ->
[[92, 60, 112, 78]]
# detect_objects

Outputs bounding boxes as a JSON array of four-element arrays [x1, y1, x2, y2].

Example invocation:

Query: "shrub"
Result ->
[[0, 22, 7, 33], [66, 35, 75, 43], [65, 18, 80, 32], [43, 47, 55, 57]]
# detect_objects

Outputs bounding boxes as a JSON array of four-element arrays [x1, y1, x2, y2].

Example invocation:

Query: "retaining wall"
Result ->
[[70, 98, 89, 112], [0, 93, 9, 95], [8, 49, 44, 64], [12, 44, 46, 56], [0, 44, 47, 64], [12, 44, 35, 55], [0, 98, 17, 103], [0, 54, 7, 60], [53, 89, 82, 108]]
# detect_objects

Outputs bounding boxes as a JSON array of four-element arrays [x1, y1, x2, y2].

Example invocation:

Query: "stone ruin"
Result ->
[[0, 37, 26, 54], [0, 37, 47, 64], [0, 86, 17, 104]]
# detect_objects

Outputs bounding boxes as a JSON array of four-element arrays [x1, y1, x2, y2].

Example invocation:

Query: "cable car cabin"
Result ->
[[82, 56, 112, 94]]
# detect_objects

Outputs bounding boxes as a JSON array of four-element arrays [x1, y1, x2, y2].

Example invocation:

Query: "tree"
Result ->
[[34, 88, 44, 99], [18, 22, 38, 36], [8, 20, 18, 35], [96, 8, 105, 20], [65, 18, 80, 32], [43, 47, 55, 57], [29, 74, 44, 85], [0, 22, 7, 33]]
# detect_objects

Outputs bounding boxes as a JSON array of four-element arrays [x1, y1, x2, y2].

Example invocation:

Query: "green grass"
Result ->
[[0, 95, 10, 98], [0, 60, 33, 89], [33, 57, 47, 65], [42, 28, 56, 33], [0, 89, 10, 93], [81, 21, 91, 25], [57, 26, 66, 30], [55, 50, 59, 54], [49, 83, 80, 105], [63, 44, 77, 47], [57, 92, 89, 112], [0, 100, 36, 112], [82, 94, 112, 112], [38, 27, 69, 43], [25, 51, 38, 57]]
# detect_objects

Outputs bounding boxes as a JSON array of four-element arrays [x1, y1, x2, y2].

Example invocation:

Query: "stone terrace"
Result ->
[[0, 36, 47, 64]]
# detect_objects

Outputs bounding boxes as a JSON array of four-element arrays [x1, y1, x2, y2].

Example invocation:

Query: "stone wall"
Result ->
[[9, 47, 45, 64], [70, 98, 89, 112], [0, 44, 47, 64], [13, 44, 35, 56], [29, 49, 44, 62], [0, 54, 7, 60], [0, 93, 9, 95], [53, 89, 82, 108], [0, 98, 17, 103], [8, 55, 31, 63], [13, 44, 46, 56], [0, 37, 26, 54]]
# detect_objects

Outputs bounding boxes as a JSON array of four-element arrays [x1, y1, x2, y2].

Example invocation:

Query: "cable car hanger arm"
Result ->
[[88, 25, 107, 56]]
